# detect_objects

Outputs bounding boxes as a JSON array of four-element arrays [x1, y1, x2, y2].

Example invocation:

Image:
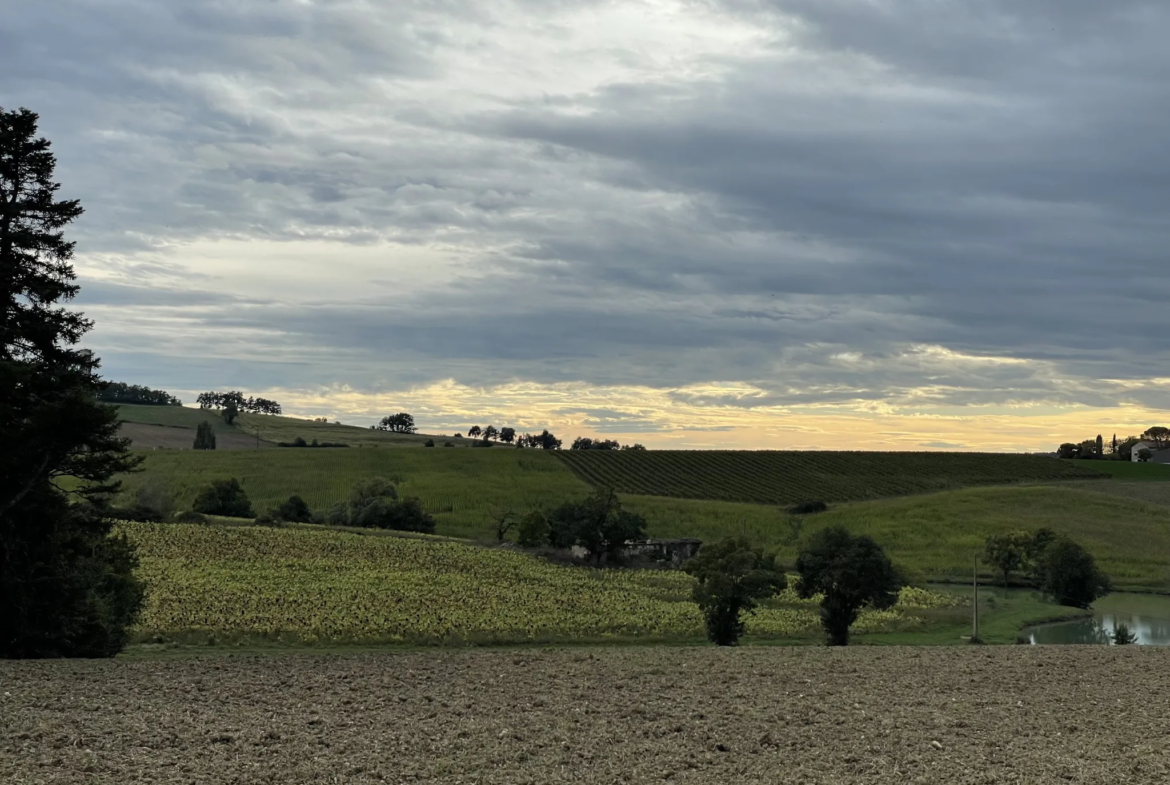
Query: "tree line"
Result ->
[[196, 391, 282, 416], [98, 381, 182, 406], [1057, 427, 1169, 461]]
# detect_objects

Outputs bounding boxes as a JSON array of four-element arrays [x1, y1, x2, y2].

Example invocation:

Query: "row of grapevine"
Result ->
[[554, 451, 1108, 505]]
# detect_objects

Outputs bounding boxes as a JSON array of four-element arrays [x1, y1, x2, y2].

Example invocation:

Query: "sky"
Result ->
[[4, 0, 1169, 450]]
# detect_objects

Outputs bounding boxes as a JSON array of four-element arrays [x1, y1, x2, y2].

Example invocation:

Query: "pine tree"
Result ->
[[0, 106, 143, 658], [193, 420, 217, 450]]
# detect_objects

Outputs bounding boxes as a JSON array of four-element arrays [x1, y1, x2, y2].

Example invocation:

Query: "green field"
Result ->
[[120, 449, 1170, 588], [556, 450, 1107, 505], [117, 521, 982, 647], [1069, 460, 1170, 481]]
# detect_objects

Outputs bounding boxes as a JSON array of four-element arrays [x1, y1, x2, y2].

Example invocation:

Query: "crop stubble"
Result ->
[[4, 646, 1168, 784]]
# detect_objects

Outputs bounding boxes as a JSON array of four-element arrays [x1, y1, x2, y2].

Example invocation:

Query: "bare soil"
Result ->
[[119, 422, 276, 450], [3, 646, 1168, 784]]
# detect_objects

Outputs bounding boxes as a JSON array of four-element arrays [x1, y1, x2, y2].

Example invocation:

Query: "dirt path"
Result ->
[[4, 646, 1168, 784]]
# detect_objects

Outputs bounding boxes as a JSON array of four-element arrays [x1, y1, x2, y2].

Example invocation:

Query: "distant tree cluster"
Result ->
[[517, 430, 563, 450], [508, 489, 647, 563], [98, 381, 182, 406], [196, 391, 282, 415], [375, 413, 417, 433], [984, 529, 1110, 608], [277, 436, 349, 449], [569, 437, 646, 451], [1058, 427, 1168, 460], [324, 478, 435, 533]]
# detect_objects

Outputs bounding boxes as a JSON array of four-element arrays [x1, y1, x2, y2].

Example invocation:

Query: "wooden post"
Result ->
[[973, 555, 980, 641]]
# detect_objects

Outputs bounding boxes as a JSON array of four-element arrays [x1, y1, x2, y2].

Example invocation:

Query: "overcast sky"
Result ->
[[5, 0, 1169, 449]]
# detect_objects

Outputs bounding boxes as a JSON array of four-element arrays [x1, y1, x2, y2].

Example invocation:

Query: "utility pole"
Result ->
[[972, 555, 980, 641]]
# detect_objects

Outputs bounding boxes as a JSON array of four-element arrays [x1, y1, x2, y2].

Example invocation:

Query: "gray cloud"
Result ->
[[5, 0, 1170, 431]]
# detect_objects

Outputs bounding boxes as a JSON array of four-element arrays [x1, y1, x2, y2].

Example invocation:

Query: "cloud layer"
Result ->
[[5, 0, 1169, 448]]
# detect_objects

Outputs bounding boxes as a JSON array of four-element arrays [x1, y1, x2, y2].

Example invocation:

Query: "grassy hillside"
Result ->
[[120, 448, 592, 532], [1071, 460, 1170, 481], [623, 486, 1170, 588], [121, 450, 1170, 587], [115, 404, 485, 449], [557, 450, 1108, 505]]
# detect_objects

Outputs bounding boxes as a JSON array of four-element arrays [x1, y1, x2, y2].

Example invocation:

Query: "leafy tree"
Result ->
[[275, 495, 312, 523], [352, 496, 435, 533], [796, 526, 902, 646], [377, 413, 416, 433], [547, 488, 646, 564], [1110, 434, 1118, 455], [0, 106, 145, 658], [347, 477, 397, 520], [482, 425, 499, 442], [1057, 442, 1080, 459], [222, 400, 238, 425], [424, 438, 435, 447], [193, 420, 217, 450], [1141, 426, 1170, 450], [1095, 434, 1104, 458], [1118, 436, 1140, 460], [685, 537, 786, 646], [537, 430, 562, 450], [499, 427, 516, 444], [191, 479, 254, 518], [1078, 439, 1099, 459], [468, 426, 481, 438], [1137, 447, 1153, 463], [515, 510, 550, 548], [620, 443, 647, 451], [984, 531, 1032, 587], [1037, 537, 1110, 609]]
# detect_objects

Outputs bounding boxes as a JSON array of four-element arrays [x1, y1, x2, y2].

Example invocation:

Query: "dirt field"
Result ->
[[4, 647, 1169, 784], [118, 422, 276, 450]]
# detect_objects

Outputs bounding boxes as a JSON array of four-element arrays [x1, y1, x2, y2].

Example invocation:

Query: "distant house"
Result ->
[[1131, 442, 1170, 463]]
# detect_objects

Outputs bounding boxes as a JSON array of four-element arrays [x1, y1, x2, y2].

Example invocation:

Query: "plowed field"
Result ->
[[4, 646, 1168, 784]]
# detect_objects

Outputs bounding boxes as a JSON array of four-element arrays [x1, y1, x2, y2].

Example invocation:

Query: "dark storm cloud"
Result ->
[[4, 0, 1169, 417]]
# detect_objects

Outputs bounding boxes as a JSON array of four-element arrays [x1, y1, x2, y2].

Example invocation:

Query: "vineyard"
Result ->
[[118, 522, 952, 645], [556, 450, 1107, 505]]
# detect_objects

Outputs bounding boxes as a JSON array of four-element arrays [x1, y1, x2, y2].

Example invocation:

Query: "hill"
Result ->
[[119, 450, 1170, 586], [625, 485, 1170, 588], [114, 404, 483, 449], [555, 450, 1108, 505]]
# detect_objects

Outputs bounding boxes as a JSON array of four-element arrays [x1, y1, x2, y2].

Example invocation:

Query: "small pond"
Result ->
[[929, 584, 1170, 645]]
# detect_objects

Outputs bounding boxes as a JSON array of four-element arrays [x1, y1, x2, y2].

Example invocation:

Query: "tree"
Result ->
[[489, 508, 517, 542], [1, 106, 144, 658], [1141, 426, 1170, 450], [1113, 624, 1137, 645], [1057, 442, 1080, 459], [984, 531, 1032, 587], [193, 420, 216, 450], [1078, 439, 1099, 459], [621, 443, 647, 451], [468, 426, 481, 438], [796, 526, 902, 646], [499, 427, 516, 444], [1037, 537, 1110, 608], [98, 381, 181, 406], [515, 510, 550, 548], [537, 430, 562, 450], [377, 413, 416, 433], [1095, 434, 1104, 458], [222, 400, 238, 425], [275, 495, 312, 523], [547, 488, 646, 564], [1111, 434, 1118, 455], [191, 479, 254, 518], [1138, 447, 1153, 463], [1118, 436, 1140, 461], [347, 477, 397, 521], [685, 537, 786, 646], [482, 425, 499, 442]]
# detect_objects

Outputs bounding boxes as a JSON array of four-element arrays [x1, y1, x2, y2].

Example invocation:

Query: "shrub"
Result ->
[[685, 537, 787, 646], [787, 500, 827, 515], [348, 478, 397, 520], [325, 502, 348, 526], [191, 479, 255, 518], [172, 510, 208, 524], [444, 441, 455, 447], [546, 489, 646, 564], [515, 510, 551, 548], [1113, 624, 1137, 645], [351, 497, 436, 534], [275, 495, 312, 524], [424, 439, 435, 447]]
